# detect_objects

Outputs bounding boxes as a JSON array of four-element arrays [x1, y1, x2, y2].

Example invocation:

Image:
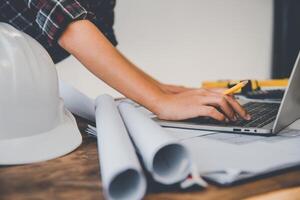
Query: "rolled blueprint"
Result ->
[[95, 94, 146, 200], [59, 80, 95, 122], [118, 102, 191, 184]]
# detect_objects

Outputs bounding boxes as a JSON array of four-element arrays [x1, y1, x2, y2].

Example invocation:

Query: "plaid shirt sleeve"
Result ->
[[24, 0, 92, 43]]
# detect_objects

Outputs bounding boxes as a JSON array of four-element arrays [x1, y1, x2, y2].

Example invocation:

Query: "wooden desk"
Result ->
[[1, 118, 300, 200]]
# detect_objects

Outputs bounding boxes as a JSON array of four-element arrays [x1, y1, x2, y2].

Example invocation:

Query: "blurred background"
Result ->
[[56, 0, 300, 99]]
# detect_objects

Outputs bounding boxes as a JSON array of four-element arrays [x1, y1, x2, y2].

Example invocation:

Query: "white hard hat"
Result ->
[[0, 23, 82, 165]]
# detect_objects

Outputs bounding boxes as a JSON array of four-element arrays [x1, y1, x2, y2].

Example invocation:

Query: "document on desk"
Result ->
[[118, 102, 191, 184], [181, 127, 300, 185], [95, 95, 146, 200], [92, 95, 193, 200], [59, 80, 95, 122]]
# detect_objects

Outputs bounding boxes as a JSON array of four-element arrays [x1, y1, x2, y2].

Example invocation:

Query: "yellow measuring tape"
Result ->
[[202, 79, 288, 88], [202, 79, 288, 93]]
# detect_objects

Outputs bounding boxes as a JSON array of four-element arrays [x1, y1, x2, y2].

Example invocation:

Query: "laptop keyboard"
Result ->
[[233, 102, 280, 128], [182, 102, 280, 128]]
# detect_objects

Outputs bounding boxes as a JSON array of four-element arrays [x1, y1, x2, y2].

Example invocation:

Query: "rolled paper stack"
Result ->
[[118, 102, 191, 184], [95, 95, 146, 200]]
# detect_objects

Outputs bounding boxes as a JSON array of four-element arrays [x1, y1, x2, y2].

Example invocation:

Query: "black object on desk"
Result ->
[[244, 89, 285, 100]]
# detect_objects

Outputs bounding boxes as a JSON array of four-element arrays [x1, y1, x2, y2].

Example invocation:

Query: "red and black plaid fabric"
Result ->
[[0, 0, 117, 63]]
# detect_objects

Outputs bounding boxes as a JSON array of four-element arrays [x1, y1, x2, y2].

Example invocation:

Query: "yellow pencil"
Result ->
[[223, 80, 249, 95]]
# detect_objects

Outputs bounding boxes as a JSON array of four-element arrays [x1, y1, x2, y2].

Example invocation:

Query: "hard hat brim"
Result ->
[[0, 110, 82, 165]]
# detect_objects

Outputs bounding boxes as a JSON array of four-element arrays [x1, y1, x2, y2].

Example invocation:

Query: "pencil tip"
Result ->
[[241, 80, 249, 85]]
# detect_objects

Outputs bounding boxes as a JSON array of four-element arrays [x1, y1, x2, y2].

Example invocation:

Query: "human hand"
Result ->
[[152, 88, 251, 121]]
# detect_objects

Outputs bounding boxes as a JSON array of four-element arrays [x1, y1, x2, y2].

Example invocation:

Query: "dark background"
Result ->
[[272, 0, 300, 78]]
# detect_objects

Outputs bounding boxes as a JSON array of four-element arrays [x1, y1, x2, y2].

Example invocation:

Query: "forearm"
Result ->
[[59, 20, 164, 111]]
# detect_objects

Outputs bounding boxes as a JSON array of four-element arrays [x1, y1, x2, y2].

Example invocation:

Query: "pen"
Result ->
[[223, 80, 249, 95]]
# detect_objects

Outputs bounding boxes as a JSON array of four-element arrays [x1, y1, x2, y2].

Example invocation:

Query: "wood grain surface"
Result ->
[[245, 187, 300, 200], [0, 117, 300, 200]]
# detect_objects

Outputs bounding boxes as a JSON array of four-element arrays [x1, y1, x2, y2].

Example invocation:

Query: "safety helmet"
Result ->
[[0, 23, 82, 165]]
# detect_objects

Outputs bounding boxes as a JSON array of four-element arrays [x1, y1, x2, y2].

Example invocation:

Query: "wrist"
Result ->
[[146, 91, 169, 116]]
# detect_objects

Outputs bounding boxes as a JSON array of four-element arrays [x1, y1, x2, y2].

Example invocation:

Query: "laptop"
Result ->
[[156, 52, 300, 135]]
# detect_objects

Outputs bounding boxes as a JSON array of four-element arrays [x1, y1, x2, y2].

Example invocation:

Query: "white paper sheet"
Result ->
[[59, 80, 95, 122], [118, 102, 191, 184], [95, 95, 146, 200], [182, 125, 300, 174], [164, 127, 215, 140]]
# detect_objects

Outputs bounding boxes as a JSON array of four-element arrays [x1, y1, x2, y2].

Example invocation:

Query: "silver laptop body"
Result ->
[[156, 52, 300, 135]]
